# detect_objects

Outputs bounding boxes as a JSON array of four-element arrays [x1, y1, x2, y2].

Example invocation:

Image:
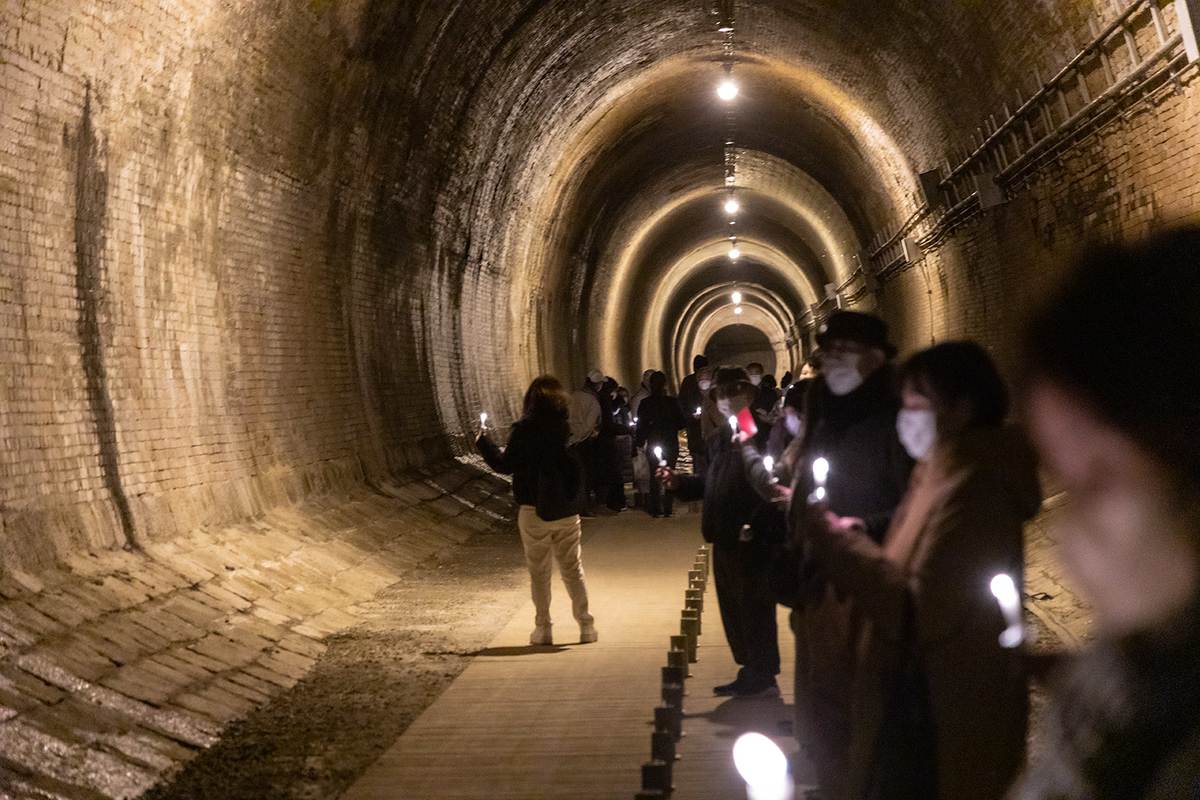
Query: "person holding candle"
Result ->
[[678, 355, 710, 473], [634, 371, 687, 518], [786, 310, 913, 787], [477, 375, 598, 646], [660, 368, 786, 697], [805, 341, 1039, 800], [1012, 228, 1200, 799]]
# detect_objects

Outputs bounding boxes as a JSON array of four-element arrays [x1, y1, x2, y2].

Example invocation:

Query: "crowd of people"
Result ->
[[475, 226, 1200, 799]]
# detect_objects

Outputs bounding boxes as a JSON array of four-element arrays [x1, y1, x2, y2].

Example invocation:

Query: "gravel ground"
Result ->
[[140, 523, 530, 800]]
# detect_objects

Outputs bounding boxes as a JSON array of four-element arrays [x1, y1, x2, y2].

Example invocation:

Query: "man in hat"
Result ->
[[788, 310, 913, 795]]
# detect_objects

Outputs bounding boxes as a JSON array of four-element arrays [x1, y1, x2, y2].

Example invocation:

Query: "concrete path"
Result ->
[[341, 511, 810, 800]]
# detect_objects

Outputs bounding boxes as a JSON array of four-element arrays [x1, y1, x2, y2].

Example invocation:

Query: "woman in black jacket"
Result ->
[[477, 375, 598, 646]]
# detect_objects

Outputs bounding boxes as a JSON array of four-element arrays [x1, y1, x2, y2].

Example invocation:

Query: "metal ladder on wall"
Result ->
[[862, 0, 1200, 281]]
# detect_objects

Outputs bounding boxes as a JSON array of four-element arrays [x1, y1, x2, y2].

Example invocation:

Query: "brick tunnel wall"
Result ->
[[865, 1, 1200, 370]]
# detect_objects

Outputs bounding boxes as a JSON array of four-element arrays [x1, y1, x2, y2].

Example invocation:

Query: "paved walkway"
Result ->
[[341, 511, 810, 800]]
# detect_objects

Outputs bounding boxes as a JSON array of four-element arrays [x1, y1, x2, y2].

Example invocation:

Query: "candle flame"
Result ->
[[729, 415, 739, 432], [763, 456, 774, 474], [812, 457, 829, 484], [654, 446, 663, 461]]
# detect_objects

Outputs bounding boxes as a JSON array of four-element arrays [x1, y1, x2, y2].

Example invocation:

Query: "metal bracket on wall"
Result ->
[[863, 0, 1195, 285]]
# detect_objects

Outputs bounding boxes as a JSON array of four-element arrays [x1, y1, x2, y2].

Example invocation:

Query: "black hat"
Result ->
[[815, 311, 896, 357]]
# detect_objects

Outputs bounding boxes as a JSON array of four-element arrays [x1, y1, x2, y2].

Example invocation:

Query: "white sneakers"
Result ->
[[529, 624, 599, 644]]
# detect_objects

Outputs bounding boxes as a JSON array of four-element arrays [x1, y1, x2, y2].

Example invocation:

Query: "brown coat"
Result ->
[[812, 426, 1041, 800]]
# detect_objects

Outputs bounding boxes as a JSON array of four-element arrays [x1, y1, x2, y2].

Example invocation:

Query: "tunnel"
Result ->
[[2, 0, 1199, 797]]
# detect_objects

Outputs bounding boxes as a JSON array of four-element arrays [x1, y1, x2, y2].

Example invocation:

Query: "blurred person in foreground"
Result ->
[[477, 376, 597, 646], [806, 341, 1038, 800], [1013, 228, 1200, 799], [660, 368, 786, 696]]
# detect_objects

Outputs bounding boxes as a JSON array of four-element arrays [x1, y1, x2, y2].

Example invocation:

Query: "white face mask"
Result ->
[[749, 375, 762, 386], [824, 354, 863, 396], [896, 409, 937, 461], [785, 412, 802, 437], [698, 380, 712, 392]]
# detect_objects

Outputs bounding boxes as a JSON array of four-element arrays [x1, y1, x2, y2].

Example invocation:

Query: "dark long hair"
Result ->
[[523, 375, 570, 420], [1023, 227, 1200, 492], [901, 341, 1009, 428]]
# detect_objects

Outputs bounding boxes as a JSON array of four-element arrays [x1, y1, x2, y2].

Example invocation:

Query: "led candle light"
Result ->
[[479, 412, 488, 432], [694, 406, 702, 417], [733, 733, 794, 800], [990, 574, 1025, 648], [763, 456, 776, 484], [653, 446, 666, 467], [809, 457, 829, 503], [729, 415, 740, 442]]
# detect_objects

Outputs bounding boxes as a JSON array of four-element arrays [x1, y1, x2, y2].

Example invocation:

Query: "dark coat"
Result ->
[[635, 394, 687, 455], [787, 365, 913, 791], [1013, 593, 1200, 800], [811, 427, 1040, 800], [477, 412, 579, 515], [674, 422, 765, 546], [790, 367, 913, 543]]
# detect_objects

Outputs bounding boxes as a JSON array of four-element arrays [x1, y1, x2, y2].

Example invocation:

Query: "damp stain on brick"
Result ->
[[73, 84, 139, 551]]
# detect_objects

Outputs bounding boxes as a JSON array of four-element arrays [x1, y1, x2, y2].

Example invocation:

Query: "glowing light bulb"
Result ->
[[725, 198, 740, 214], [732, 291, 742, 304], [717, 80, 739, 100], [733, 733, 792, 800], [728, 247, 740, 260]]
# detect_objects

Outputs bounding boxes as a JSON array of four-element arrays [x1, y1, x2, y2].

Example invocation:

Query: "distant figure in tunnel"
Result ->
[[634, 371, 686, 518], [678, 354, 710, 473], [660, 368, 784, 697], [596, 376, 628, 512], [629, 369, 656, 507], [568, 370, 604, 516], [805, 341, 1037, 800], [477, 376, 597, 646], [1014, 228, 1200, 800]]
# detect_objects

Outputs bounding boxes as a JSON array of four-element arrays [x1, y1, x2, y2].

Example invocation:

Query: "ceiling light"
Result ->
[[732, 291, 742, 304], [724, 198, 740, 214], [734, 306, 743, 314], [728, 247, 740, 260], [717, 80, 738, 101]]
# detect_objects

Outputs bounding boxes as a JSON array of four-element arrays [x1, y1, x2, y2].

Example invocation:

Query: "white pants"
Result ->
[[517, 506, 594, 627]]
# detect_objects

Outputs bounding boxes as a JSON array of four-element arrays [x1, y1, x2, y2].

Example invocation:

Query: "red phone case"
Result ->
[[736, 407, 758, 438]]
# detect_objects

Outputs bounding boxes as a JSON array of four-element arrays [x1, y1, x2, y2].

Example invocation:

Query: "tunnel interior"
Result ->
[[2, 0, 1200, 795]]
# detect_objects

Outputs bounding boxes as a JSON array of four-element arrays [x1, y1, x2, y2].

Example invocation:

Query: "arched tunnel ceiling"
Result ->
[[378, 0, 1072, 417]]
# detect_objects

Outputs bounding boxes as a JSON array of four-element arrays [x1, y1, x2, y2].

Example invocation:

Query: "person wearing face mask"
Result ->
[[805, 341, 1038, 800], [659, 368, 785, 697], [1013, 228, 1200, 800], [787, 310, 913, 793]]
